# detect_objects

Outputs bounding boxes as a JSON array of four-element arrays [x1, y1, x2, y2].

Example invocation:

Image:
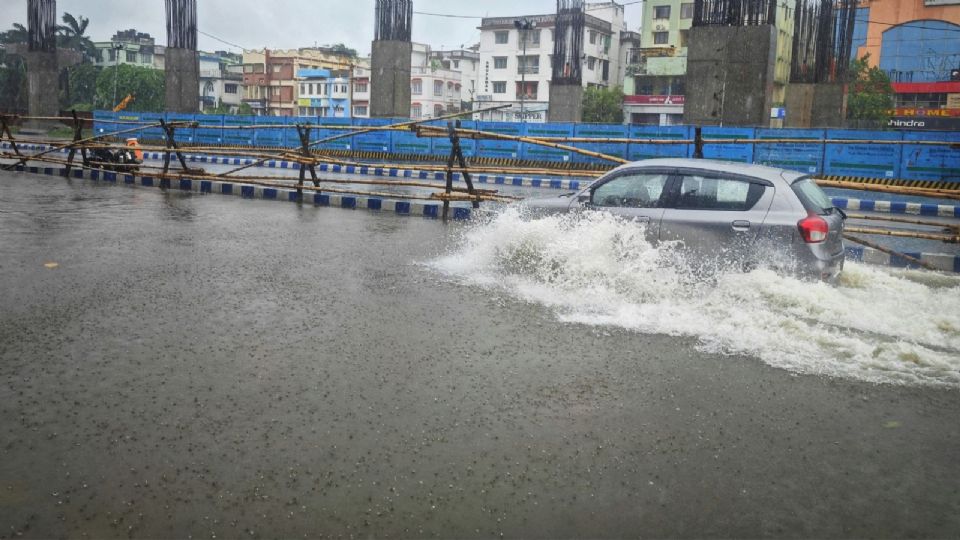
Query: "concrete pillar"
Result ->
[[683, 25, 778, 127], [165, 0, 199, 113], [23, 0, 58, 132], [164, 48, 199, 113], [370, 40, 413, 118], [548, 84, 584, 123], [785, 83, 847, 128]]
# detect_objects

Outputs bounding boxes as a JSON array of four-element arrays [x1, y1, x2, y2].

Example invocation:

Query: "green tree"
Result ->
[[582, 86, 625, 124], [237, 102, 254, 115], [0, 56, 27, 113], [62, 63, 100, 109], [0, 23, 28, 45], [56, 13, 97, 62], [328, 43, 358, 57], [846, 54, 894, 124], [95, 64, 165, 111]]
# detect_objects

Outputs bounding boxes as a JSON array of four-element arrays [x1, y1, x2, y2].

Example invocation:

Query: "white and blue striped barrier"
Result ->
[[8, 164, 472, 221], [831, 197, 960, 219], [845, 246, 960, 273], [5, 142, 960, 218]]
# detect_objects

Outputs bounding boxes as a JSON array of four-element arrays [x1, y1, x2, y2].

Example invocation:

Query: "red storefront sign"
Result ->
[[624, 95, 685, 105], [889, 107, 960, 117]]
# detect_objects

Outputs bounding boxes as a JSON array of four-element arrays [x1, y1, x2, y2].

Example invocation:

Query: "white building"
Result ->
[[409, 43, 463, 120], [429, 47, 481, 110], [352, 62, 371, 118], [199, 51, 244, 113], [476, 2, 627, 122]]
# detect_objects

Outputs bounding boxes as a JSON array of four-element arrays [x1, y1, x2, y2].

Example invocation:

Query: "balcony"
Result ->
[[518, 66, 540, 75]]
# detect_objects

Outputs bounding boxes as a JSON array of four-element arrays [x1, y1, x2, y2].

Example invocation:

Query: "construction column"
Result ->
[[24, 0, 58, 130], [165, 0, 199, 113], [370, 0, 413, 119]]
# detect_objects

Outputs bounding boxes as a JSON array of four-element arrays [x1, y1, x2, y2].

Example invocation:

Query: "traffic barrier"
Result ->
[[823, 129, 901, 180], [845, 245, 960, 273], [755, 128, 825, 175]]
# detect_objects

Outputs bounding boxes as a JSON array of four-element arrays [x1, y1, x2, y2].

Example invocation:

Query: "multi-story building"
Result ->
[[476, 2, 627, 122], [93, 29, 164, 70], [241, 48, 355, 117], [624, 0, 797, 125], [429, 46, 481, 110], [851, 0, 960, 129], [199, 51, 243, 113], [351, 62, 371, 118], [410, 43, 463, 120], [296, 69, 351, 118]]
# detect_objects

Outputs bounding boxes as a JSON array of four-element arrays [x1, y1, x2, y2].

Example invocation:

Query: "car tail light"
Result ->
[[798, 214, 829, 243]]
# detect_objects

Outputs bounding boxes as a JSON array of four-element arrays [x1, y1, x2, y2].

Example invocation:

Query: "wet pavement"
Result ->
[[1, 171, 959, 538]]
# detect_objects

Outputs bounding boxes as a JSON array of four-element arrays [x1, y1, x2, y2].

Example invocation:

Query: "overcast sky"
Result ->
[[0, 1, 643, 55]]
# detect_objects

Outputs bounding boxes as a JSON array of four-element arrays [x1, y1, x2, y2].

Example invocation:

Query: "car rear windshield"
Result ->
[[791, 177, 833, 214]]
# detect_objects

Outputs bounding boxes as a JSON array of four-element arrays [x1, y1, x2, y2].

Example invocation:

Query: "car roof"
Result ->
[[616, 158, 807, 185]]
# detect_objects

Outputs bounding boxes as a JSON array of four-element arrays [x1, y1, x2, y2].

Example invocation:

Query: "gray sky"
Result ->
[[0, 1, 643, 55]]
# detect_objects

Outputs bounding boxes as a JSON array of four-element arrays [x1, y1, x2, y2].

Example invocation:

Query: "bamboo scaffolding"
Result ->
[[845, 213, 960, 231], [844, 226, 958, 243], [843, 234, 939, 271], [415, 125, 630, 165], [816, 180, 960, 200], [2, 151, 517, 204]]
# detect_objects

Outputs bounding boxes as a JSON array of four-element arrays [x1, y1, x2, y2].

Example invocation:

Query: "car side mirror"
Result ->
[[578, 194, 591, 205]]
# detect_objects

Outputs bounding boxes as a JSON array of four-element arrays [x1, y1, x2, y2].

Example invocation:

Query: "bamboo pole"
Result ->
[[415, 126, 629, 165], [844, 226, 958, 243], [843, 234, 939, 271], [817, 180, 960, 200]]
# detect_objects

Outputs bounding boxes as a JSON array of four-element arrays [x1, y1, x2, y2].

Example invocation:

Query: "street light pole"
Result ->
[[112, 43, 123, 108], [514, 18, 533, 123]]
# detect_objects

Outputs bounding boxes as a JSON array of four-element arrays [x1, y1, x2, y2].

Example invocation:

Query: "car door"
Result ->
[[659, 172, 775, 256], [584, 170, 672, 242]]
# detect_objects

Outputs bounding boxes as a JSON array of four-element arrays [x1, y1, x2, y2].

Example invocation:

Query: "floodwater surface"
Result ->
[[1, 172, 958, 539]]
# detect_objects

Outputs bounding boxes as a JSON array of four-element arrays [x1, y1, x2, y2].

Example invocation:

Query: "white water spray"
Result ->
[[431, 208, 960, 388]]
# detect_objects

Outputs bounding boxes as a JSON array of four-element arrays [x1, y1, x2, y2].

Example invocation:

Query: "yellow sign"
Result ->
[[947, 93, 960, 109], [297, 98, 311, 107]]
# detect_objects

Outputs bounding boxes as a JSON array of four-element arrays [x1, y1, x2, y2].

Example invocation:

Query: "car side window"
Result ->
[[591, 173, 669, 209], [674, 175, 765, 211]]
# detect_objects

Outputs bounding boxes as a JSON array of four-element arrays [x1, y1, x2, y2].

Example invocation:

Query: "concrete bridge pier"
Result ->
[[164, 0, 199, 113]]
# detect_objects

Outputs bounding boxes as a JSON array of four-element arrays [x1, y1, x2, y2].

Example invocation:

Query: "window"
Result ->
[[272, 65, 282, 73], [494, 56, 508, 69], [411, 103, 422, 118], [126, 51, 137, 62], [243, 65, 253, 73], [107, 48, 116, 62], [225, 84, 238, 94], [518, 55, 539, 74], [675, 175, 766, 211], [681, 2, 694, 19], [434, 104, 444, 117], [679, 30, 689, 48], [589, 31, 597, 44], [434, 80, 444, 96], [492, 81, 507, 94], [653, 5, 671, 19], [653, 32, 669, 45], [354, 105, 368, 116], [411, 79, 422, 94], [495, 31, 509, 44], [354, 82, 368, 93], [587, 56, 596, 70], [592, 173, 670, 208], [520, 29, 541, 47], [453, 60, 459, 69], [141, 53, 152, 64], [515, 81, 538, 100], [300, 84, 306, 95]]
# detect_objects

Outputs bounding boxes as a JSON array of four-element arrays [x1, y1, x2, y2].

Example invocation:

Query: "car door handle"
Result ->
[[635, 216, 651, 223], [731, 220, 751, 231]]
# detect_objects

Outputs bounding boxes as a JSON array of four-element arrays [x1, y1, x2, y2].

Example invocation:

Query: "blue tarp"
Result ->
[[627, 125, 691, 161], [522, 123, 574, 163], [352, 118, 393, 153], [571, 124, 628, 165], [222, 115, 254, 146], [754, 128, 825, 175], [194, 114, 224, 145], [823, 129, 902, 180], [475, 121, 525, 160], [701, 127, 755, 163], [900, 131, 960, 182]]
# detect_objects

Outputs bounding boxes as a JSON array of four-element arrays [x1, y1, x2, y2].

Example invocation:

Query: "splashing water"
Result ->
[[430, 208, 960, 388]]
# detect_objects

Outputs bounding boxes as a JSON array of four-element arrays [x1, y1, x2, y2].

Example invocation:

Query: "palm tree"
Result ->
[[0, 23, 29, 45], [56, 13, 96, 61]]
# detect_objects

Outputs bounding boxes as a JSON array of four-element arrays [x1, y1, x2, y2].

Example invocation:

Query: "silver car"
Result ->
[[524, 158, 846, 280]]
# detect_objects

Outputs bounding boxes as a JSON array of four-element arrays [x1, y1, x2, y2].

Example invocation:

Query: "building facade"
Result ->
[[476, 2, 627, 122], [410, 43, 463, 120], [199, 51, 243, 113], [241, 48, 355, 117], [352, 63, 371, 118], [93, 29, 164, 70], [851, 0, 960, 129], [429, 47, 481, 110], [297, 69, 351, 118]]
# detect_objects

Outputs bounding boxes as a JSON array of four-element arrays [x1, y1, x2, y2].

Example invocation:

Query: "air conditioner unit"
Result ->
[[655, 24, 667, 31]]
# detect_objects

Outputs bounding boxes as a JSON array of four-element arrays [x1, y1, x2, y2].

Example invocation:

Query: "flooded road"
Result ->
[[1, 172, 959, 538]]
